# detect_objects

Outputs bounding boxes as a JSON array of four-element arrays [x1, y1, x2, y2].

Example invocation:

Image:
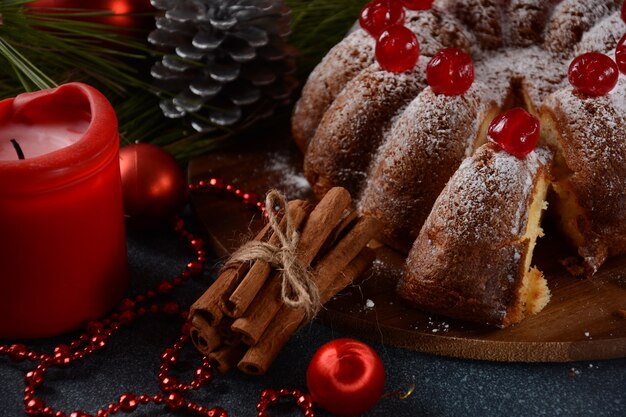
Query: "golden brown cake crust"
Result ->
[[359, 84, 496, 250], [304, 60, 428, 199], [291, 30, 374, 153], [398, 144, 553, 326], [541, 79, 626, 275]]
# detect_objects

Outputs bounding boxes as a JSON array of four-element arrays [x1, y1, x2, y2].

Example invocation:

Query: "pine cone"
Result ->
[[148, 0, 297, 133]]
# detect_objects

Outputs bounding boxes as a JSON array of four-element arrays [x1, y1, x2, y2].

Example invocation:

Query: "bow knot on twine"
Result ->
[[225, 190, 321, 319]]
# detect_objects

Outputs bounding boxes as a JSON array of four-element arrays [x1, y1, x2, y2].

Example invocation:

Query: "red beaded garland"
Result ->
[[427, 48, 475, 96], [375, 25, 420, 73], [0, 178, 318, 417], [568, 52, 619, 97], [400, 0, 433, 10], [487, 108, 540, 158], [256, 388, 315, 417], [359, 0, 406, 38], [616, 34, 626, 75]]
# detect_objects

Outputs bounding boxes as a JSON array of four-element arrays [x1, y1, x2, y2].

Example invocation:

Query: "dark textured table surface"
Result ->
[[2, 216, 625, 417]]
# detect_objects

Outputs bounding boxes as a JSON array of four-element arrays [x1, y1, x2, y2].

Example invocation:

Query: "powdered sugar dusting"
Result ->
[[427, 145, 552, 244], [264, 152, 311, 199], [575, 11, 626, 55]]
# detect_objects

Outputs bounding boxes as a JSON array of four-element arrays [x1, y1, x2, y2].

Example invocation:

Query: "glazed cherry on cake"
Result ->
[[375, 25, 420, 73], [487, 108, 540, 158], [427, 48, 474, 96], [401, 0, 434, 10], [568, 52, 619, 97], [359, 0, 406, 38], [617, 34, 626, 74]]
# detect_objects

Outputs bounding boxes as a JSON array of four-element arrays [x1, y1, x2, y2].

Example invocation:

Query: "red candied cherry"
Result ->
[[616, 34, 626, 75], [401, 0, 434, 10], [487, 108, 540, 158], [427, 48, 475, 95], [307, 338, 385, 417], [568, 52, 619, 97], [359, 0, 406, 38], [375, 25, 420, 73]]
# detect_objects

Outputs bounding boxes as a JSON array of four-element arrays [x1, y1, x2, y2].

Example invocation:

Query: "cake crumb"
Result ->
[[568, 368, 581, 378], [365, 299, 375, 309]]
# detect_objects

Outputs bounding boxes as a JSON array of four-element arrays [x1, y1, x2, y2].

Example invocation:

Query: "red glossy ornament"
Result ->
[[26, 0, 154, 33], [487, 108, 540, 158], [359, 0, 405, 38], [401, 0, 434, 10], [427, 48, 475, 95], [568, 52, 619, 97], [306, 338, 385, 417], [119, 143, 187, 229], [375, 25, 420, 73], [616, 34, 626, 75]]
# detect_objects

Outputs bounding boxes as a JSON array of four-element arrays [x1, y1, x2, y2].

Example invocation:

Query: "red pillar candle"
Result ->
[[0, 83, 128, 339]]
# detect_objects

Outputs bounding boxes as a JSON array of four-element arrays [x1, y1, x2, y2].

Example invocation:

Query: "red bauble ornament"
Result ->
[[306, 338, 385, 417], [616, 34, 626, 75], [568, 52, 619, 97], [427, 48, 475, 95], [487, 107, 540, 158], [375, 25, 420, 73], [401, 0, 434, 10], [359, 0, 406, 38], [26, 0, 154, 32], [119, 143, 187, 229]]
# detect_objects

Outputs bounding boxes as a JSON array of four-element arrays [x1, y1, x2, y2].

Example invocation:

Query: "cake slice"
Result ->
[[398, 143, 553, 327], [541, 78, 626, 276], [359, 83, 498, 252]]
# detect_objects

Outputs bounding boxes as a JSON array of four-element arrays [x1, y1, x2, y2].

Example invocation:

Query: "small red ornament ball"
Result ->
[[376, 25, 420, 73], [401, 0, 434, 10], [616, 34, 626, 75], [306, 338, 385, 417], [359, 0, 406, 38], [487, 108, 540, 158], [119, 143, 187, 229], [568, 52, 619, 97], [427, 48, 475, 96]]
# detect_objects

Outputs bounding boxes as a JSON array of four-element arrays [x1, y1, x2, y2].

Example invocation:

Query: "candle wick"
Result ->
[[10, 139, 25, 160]]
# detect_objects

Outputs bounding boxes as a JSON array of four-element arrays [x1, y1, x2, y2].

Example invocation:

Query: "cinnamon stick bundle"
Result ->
[[189, 187, 379, 375]]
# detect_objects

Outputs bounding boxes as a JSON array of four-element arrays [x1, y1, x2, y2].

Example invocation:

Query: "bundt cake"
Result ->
[[397, 143, 553, 327], [291, 0, 626, 325], [292, 0, 626, 251]]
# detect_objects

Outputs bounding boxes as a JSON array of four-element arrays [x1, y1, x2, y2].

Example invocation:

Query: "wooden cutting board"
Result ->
[[188, 127, 626, 362]]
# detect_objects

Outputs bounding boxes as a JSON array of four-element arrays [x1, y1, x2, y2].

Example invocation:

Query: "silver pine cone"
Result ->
[[148, 0, 297, 133]]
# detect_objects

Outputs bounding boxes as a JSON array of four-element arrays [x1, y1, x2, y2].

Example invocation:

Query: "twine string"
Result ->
[[224, 190, 320, 319]]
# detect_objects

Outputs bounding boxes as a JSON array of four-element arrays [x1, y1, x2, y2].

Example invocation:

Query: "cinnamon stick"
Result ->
[[231, 187, 353, 345], [223, 200, 310, 318], [208, 344, 248, 375], [190, 314, 221, 355], [238, 246, 376, 375], [189, 222, 273, 326]]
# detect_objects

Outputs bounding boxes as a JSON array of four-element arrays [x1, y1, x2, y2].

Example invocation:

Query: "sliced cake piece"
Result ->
[[398, 144, 553, 327], [359, 83, 498, 252], [541, 78, 626, 276]]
